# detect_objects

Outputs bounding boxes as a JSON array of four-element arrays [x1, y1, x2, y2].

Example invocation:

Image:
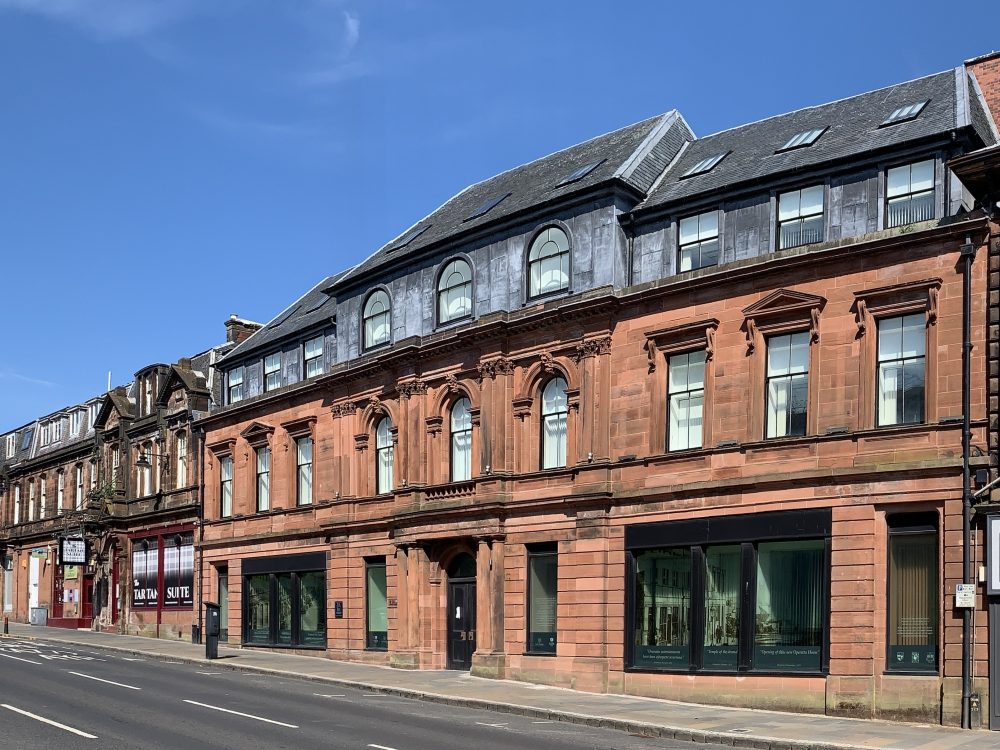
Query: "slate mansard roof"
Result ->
[[328, 111, 694, 292], [636, 69, 996, 213], [213, 65, 997, 375]]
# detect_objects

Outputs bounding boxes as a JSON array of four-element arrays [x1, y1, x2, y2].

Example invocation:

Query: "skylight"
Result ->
[[557, 159, 604, 187], [464, 192, 510, 222], [388, 225, 430, 251], [680, 152, 729, 179], [881, 100, 929, 127], [778, 127, 826, 152], [272, 304, 301, 326]]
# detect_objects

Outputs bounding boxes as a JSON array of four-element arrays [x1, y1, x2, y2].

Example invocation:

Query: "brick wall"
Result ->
[[968, 52, 1000, 124]]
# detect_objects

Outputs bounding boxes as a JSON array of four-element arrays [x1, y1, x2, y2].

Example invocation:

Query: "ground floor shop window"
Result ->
[[131, 532, 195, 610], [626, 509, 831, 674], [527, 545, 558, 654], [366, 558, 387, 650], [886, 514, 938, 672], [242, 552, 326, 648]]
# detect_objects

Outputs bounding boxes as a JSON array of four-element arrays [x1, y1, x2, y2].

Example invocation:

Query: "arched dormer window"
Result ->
[[541, 377, 568, 469], [527, 227, 570, 299], [375, 416, 394, 494], [450, 397, 472, 481], [438, 258, 473, 324], [363, 290, 392, 351]]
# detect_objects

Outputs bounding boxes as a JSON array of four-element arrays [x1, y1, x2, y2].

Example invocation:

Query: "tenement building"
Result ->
[[195, 61, 1000, 727], [0, 316, 258, 639]]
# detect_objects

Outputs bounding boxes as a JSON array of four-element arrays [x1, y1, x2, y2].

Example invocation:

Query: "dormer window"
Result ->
[[52, 420, 62, 443], [70, 410, 83, 437], [681, 152, 728, 179], [527, 227, 570, 299], [5, 434, 14, 457], [88, 402, 100, 428], [886, 160, 934, 228], [438, 258, 473, 324], [143, 376, 154, 415], [363, 291, 391, 351], [678, 211, 719, 272], [304, 336, 324, 378], [778, 186, 824, 249], [228, 367, 244, 404], [264, 353, 281, 392]]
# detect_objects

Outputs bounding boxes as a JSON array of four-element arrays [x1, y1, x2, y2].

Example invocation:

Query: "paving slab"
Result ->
[[2, 623, 996, 750]]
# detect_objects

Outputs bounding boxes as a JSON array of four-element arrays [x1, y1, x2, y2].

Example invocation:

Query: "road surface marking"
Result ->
[[475, 722, 508, 728], [182, 700, 299, 728], [531, 720, 554, 724], [368, 745, 398, 750], [0, 653, 42, 665], [196, 672, 221, 675], [1, 704, 98, 739], [121, 658, 144, 662], [68, 671, 141, 690], [313, 693, 347, 698]]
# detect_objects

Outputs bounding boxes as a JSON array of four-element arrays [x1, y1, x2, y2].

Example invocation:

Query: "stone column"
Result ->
[[471, 537, 506, 678]]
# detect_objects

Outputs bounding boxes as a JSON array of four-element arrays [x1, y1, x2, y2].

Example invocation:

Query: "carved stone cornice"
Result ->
[[644, 318, 720, 371], [331, 402, 358, 419], [425, 416, 444, 436], [853, 278, 942, 334], [444, 374, 462, 393]]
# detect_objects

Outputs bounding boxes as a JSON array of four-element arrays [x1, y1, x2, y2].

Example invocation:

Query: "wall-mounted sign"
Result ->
[[988, 515, 1000, 596], [955, 583, 977, 608], [60, 538, 87, 566], [334, 600, 344, 619], [30, 548, 48, 559]]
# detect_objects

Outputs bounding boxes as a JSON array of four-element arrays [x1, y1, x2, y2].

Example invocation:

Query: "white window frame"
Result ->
[[541, 377, 568, 469], [220, 456, 233, 517], [256, 445, 271, 512], [304, 336, 324, 378], [450, 398, 472, 482], [667, 351, 706, 451], [527, 227, 570, 299], [75, 465, 84, 510], [438, 259, 473, 324], [176, 432, 188, 488], [56, 471, 64, 514], [376, 418, 394, 494], [5, 434, 14, 457], [13, 485, 21, 525], [678, 212, 720, 273], [765, 332, 810, 439], [363, 291, 392, 351], [778, 185, 824, 249], [296, 437, 313, 505], [228, 367, 244, 404], [886, 160, 935, 228], [264, 353, 282, 392], [877, 313, 926, 427]]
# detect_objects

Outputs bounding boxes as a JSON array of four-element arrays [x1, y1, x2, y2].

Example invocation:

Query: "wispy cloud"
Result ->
[[296, 6, 372, 88], [0, 368, 57, 388], [0, 0, 199, 39], [188, 105, 343, 160], [341, 10, 360, 58]]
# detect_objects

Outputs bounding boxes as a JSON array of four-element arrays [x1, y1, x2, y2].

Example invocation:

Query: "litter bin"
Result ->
[[29, 607, 47, 626], [204, 602, 220, 660]]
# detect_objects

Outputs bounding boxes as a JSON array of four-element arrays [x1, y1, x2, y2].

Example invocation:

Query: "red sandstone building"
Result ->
[[194, 58, 1000, 728]]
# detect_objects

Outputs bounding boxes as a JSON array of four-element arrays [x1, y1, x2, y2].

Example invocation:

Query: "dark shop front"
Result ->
[[243, 552, 326, 648]]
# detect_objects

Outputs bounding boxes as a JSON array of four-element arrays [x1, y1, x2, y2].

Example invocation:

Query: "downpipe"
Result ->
[[960, 233, 975, 729]]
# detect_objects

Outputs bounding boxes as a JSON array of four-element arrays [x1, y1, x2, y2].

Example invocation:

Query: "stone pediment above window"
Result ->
[[239, 422, 275, 446], [207, 438, 236, 457], [644, 318, 720, 372], [742, 289, 825, 351], [281, 415, 317, 438], [853, 278, 941, 334]]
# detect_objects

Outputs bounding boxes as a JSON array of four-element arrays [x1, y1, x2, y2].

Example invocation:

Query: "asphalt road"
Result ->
[[0, 638, 722, 750]]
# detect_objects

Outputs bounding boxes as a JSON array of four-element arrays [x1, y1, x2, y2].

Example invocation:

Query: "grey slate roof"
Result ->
[[637, 69, 991, 212], [328, 111, 692, 292], [220, 272, 347, 365]]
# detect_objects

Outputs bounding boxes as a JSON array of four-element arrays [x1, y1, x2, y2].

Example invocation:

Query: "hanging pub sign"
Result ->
[[60, 537, 87, 566], [988, 515, 1000, 597]]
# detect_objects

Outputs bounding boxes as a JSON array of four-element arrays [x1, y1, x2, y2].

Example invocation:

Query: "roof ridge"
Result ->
[[694, 68, 954, 140], [613, 111, 678, 183]]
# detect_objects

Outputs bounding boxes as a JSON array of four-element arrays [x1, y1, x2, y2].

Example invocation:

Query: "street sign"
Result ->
[[988, 515, 1000, 596], [956, 583, 977, 608], [60, 538, 87, 566]]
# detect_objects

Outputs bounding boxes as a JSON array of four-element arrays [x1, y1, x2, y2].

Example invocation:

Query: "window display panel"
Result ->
[[703, 545, 740, 670], [366, 561, 388, 649], [754, 540, 824, 671], [633, 548, 691, 669], [887, 527, 937, 671]]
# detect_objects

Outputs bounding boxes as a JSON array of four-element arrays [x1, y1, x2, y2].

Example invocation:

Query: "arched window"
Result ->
[[450, 397, 472, 482], [363, 290, 391, 350], [527, 227, 570, 299], [375, 417, 394, 494], [438, 259, 473, 324], [541, 377, 568, 469]]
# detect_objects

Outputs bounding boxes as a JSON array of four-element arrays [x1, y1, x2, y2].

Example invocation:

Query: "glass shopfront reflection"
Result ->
[[242, 552, 326, 648]]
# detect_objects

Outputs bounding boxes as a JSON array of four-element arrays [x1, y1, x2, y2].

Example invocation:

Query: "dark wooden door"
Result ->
[[447, 580, 476, 670], [82, 575, 94, 620]]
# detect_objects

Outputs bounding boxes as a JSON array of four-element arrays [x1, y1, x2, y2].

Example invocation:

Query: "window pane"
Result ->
[[888, 530, 937, 671], [754, 540, 824, 672], [704, 546, 741, 670], [298, 571, 326, 647], [633, 548, 691, 669], [246, 575, 270, 644], [878, 316, 902, 361], [902, 358, 926, 424], [543, 414, 567, 468], [800, 185, 824, 215], [276, 574, 293, 645], [910, 160, 934, 193], [698, 211, 718, 240], [305, 336, 323, 360], [778, 190, 801, 221], [679, 216, 699, 245], [901, 314, 925, 358], [887, 165, 910, 198], [528, 552, 558, 653], [767, 334, 791, 376], [366, 563, 388, 649], [698, 238, 719, 268]]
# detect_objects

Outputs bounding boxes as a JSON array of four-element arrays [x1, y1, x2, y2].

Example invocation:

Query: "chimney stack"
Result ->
[[225, 314, 262, 345], [967, 51, 1000, 129]]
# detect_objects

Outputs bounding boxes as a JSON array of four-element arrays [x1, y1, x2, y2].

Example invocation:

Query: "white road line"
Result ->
[[121, 658, 144, 662], [368, 744, 398, 750], [196, 672, 221, 675], [68, 671, 141, 690], [0, 653, 43, 665], [1, 704, 98, 739], [182, 700, 299, 728], [313, 693, 347, 698], [475, 722, 508, 727]]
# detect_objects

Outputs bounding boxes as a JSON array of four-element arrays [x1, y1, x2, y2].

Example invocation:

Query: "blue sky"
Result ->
[[0, 0, 995, 429]]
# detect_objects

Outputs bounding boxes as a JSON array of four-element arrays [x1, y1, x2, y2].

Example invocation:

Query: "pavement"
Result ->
[[0, 635, 701, 750], [1, 623, 997, 750]]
